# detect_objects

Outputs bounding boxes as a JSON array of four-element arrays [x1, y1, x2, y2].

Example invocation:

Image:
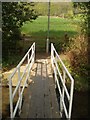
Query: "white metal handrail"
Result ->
[[9, 42, 35, 118], [51, 43, 74, 119]]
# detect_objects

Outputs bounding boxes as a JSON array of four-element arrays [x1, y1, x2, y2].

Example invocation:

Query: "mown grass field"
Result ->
[[20, 16, 79, 52]]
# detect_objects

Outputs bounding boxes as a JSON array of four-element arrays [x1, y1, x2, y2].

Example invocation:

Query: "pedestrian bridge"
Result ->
[[8, 42, 74, 119]]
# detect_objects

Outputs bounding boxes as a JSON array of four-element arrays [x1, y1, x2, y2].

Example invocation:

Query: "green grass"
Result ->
[[3, 16, 80, 69], [21, 16, 78, 36], [21, 16, 79, 52]]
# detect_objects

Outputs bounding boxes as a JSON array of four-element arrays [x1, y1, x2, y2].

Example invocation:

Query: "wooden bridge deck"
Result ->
[[20, 58, 60, 118]]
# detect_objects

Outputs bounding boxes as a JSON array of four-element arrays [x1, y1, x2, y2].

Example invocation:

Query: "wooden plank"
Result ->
[[47, 61, 60, 118], [42, 63, 52, 118], [49, 77, 60, 118], [27, 62, 45, 118], [20, 59, 60, 118], [20, 85, 31, 118], [20, 63, 38, 118]]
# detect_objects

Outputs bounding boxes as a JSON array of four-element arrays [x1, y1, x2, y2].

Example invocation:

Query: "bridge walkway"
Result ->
[[20, 58, 60, 118]]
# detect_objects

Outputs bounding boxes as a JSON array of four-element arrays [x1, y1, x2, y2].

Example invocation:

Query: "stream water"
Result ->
[[72, 90, 89, 119]]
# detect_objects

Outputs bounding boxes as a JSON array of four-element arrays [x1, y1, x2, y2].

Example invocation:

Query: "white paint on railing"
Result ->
[[9, 42, 35, 118], [51, 43, 74, 119]]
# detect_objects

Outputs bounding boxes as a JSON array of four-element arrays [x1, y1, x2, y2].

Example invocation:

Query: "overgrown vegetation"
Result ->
[[56, 2, 89, 91], [65, 2, 90, 91], [66, 35, 88, 91]]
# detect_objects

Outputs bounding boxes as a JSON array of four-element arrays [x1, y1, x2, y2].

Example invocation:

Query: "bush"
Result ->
[[68, 35, 88, 90]]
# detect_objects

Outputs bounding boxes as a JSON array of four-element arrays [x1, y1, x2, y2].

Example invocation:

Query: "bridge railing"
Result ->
[[51, 43, 74, 119], [9, 42, 35, 118]]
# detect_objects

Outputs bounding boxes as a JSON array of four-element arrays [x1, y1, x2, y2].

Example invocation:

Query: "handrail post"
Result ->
[[28, 53, 29, 65], [51, 43, 53, 67], [54, 53, 57, 89], [33, 43, 35, 63], [9, 79, 13, 118], [32, 43, 35, 64], [18, 67, 22, 115], [27, 53, 30, 70], [51, 43, 54, 69], [60, 68, 66, 117], [68, 80, 74, 119], [62, 68, 66, 104], [28, 53, 30, 80]]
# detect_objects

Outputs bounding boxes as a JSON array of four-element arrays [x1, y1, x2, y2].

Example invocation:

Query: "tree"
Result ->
[[72, 2, 90, 90], [2, 2, 38, 60], [73, 2, 90, 70]]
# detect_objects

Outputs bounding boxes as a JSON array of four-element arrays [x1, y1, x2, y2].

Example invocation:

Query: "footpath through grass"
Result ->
[[21, 16, 79, 52]]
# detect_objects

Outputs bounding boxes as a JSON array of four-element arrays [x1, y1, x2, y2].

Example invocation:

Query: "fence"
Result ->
[[51, 43, 74, 119], [9, 42, 35, 118]]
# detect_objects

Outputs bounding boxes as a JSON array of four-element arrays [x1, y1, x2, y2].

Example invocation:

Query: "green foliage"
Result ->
[[71, 2, 90, 91], [68, 34, 88, 91], [58, 51, 88, 91], [2, 2, 38, 60], [73, 2, 90, 35]]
